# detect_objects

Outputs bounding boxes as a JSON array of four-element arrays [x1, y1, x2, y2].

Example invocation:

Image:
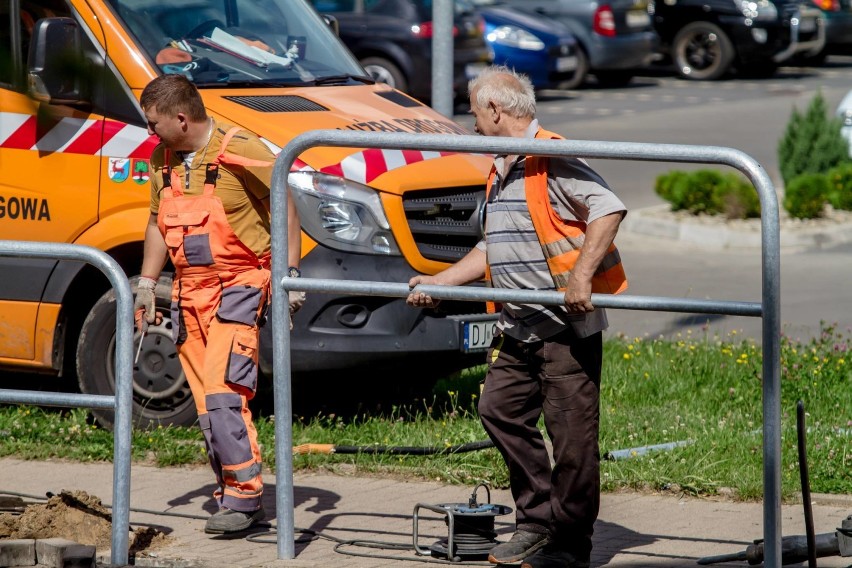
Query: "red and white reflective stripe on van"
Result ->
[[0, 112, 158, 158], [260, 137, 452, 185]]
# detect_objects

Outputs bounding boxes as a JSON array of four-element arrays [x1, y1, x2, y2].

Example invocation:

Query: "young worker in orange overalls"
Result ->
[[135, 74, 303, 534]]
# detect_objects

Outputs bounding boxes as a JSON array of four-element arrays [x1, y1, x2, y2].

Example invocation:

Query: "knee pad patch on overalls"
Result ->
[[205, 393, 253, 466], [218, 285, 263, 326], [227, 328, 258, 393]]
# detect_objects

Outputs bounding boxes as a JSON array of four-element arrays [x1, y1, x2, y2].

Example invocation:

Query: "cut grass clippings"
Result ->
[[0, 322, 850, 501]]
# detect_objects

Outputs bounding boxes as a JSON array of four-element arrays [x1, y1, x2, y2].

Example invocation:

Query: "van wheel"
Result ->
[[77, 275, 197, 430], [360, 57, 408, 92], [673, 22, 734, 80]]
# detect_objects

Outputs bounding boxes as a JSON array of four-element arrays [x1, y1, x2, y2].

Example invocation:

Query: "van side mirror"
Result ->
[[323, 14, 340, 36], [27, 17, 89, 105]]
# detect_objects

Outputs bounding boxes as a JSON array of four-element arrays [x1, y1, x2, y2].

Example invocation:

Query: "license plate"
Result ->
[[799, 17, 817, 32], [465, 62, 488, 79], [462, 320, 497, 352], [556, 56, 578, 72], [626, 10, 651, 27]]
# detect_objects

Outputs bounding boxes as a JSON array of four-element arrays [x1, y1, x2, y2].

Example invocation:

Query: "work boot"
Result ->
[[204, 507, 265, 534], [520, 543, 590, 568], [488, 529, 551, 564]]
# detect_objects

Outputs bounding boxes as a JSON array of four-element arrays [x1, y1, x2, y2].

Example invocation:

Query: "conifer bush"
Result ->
[[777, 92, 849, 186], [784, 173, 829, 219]]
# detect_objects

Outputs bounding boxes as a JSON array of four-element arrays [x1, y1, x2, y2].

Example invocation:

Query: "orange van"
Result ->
[[0, 0, 496, 427]]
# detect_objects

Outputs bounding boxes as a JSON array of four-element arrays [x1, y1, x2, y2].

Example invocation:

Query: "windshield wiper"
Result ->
[[311, 74, 375, 86]]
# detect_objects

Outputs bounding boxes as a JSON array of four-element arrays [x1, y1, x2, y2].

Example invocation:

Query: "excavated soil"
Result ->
[[0, 490, 169, 553]]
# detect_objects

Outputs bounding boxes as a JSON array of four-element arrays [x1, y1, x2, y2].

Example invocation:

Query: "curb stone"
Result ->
[[621, 204, 852, 250]]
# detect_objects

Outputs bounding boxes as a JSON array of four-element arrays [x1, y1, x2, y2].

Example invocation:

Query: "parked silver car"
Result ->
[[498, 0, 659, 88]]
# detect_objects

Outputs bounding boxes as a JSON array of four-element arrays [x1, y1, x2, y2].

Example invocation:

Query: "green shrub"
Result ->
[[669, 169, 726, 214], [777, 91, 849, 186], [784, 173, 829, 219], [826, 162, 852, 211], [654, 170, 690, 204], [654, 170, 760, 218], [715, 173, 761, 219]]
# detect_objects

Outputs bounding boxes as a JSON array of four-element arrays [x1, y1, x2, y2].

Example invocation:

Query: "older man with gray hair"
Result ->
[[407, 65, 628, 568]]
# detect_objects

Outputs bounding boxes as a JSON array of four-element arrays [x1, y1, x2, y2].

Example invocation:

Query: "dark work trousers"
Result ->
[[478, 328, 602, 559]]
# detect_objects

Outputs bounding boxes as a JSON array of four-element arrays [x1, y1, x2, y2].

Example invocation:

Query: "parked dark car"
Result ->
[[471, 1, 581, 89], [651, 0, 825, 79], [798, 0, 852, 63], [498, 0, 659, 87], [309, 0, 491, 101]]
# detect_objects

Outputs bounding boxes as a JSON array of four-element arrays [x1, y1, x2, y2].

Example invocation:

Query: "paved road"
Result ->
[[454, 60, 852, 340], [456, 58, 852, 210]]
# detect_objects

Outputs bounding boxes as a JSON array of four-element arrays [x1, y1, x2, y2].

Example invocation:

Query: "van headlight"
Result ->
[[487, 26, 546, 51], [288, 171, 401, 256], [734, 0, 778, 21]]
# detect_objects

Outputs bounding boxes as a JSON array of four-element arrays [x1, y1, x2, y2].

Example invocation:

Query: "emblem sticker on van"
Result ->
[[108, 158, 130, 183]]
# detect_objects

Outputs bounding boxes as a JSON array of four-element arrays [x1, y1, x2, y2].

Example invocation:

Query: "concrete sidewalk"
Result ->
[[3, 457, 852, 568]]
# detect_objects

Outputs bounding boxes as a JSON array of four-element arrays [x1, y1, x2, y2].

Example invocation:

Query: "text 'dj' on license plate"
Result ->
[[462, 320, 498, 352]]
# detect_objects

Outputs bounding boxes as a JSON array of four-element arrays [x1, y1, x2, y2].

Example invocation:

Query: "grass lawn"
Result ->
[[0, 323, 849, 501]]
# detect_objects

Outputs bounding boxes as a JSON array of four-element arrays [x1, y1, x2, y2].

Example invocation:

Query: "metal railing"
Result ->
[[0, 242, 133, 567], [269, 131, 781, 567]]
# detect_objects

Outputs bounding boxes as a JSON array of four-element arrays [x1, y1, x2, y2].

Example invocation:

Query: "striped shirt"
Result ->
[[479, 120, 627, 342]]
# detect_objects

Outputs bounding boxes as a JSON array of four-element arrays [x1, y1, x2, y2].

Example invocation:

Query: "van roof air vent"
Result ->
[[223, 95, 329, 112], [375, 91, 424, 108]]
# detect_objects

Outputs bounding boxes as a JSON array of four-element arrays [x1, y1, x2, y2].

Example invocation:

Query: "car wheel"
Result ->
[[77, 275, 197, 430], [360, 56, 408, 92], [673, 22, 734, 80], [554, 47, 589, 90], [594, 70, 634, 88]]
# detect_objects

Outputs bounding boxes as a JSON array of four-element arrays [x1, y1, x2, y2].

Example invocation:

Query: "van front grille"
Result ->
[[402, 186, 486, 262]]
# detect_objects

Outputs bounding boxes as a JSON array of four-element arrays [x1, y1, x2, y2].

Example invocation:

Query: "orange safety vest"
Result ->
[[484, 127, 627, 313]]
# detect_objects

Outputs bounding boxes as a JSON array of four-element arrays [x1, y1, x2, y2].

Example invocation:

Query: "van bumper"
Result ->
[[258, 246, 495, 373]]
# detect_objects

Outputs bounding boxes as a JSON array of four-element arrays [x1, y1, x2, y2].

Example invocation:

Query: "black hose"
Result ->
[[797, 400, 817, 568]]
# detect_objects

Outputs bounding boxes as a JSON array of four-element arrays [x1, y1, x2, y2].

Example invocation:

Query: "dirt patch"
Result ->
[[0, 490, 169, 553]]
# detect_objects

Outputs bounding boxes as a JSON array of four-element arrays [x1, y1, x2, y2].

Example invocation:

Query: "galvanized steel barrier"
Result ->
[[270, 131, 782, 567], [0, 242, 133, 566]]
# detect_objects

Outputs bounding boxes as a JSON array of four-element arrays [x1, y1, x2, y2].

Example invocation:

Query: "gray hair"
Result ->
[[468, 65, 536, 119]]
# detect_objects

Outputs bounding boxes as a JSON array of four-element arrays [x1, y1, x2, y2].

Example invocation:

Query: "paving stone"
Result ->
[[0, 539, 35, 567], [35, 539, 95, 568]]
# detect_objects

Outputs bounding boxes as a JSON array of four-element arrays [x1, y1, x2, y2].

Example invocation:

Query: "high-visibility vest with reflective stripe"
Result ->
[[484, 127, 627, 313]]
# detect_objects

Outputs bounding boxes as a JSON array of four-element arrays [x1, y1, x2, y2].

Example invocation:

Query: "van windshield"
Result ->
[[107, 0, 369, 86]]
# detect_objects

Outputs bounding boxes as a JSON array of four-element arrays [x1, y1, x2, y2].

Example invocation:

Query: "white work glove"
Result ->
[[134, 277, 158, 333]]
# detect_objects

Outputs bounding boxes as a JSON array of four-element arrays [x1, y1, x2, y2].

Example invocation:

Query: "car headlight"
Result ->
[[734, 0, 778, 21], [486, 25, 546, 51], [288, 171, 401, 256]]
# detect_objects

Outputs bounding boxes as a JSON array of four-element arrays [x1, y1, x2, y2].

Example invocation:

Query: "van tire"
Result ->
[[673, 22, 734, 80], [77, 275, 197, 430], [360, 56, 408, 92]]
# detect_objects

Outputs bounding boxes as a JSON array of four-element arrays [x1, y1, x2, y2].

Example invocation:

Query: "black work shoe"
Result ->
[[204, 507, 265, 534], [488, 529, 551, 564], [520, 543, 590, 568]]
